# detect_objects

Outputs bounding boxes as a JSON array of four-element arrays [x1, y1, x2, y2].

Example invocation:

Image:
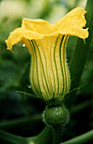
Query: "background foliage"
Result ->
[[0, 0, 93, 143]]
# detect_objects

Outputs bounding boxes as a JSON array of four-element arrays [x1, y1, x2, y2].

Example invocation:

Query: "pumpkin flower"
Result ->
[[6, 7, 88, 101]]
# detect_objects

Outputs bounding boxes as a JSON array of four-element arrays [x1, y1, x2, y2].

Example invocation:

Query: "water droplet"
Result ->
[[23, 44, 25, 47], [28, 85, 31, 89]]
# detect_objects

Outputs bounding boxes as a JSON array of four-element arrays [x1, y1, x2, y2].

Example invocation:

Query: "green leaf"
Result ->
[[0, 130, 28, 144], [0, 114, 41, 131], [64, 130, 93, 144], [67, 0, 93, 108]]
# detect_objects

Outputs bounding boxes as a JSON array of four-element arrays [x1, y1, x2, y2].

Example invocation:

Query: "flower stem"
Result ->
[[28, 126, 53, 144], [53, 125, 62, 144]]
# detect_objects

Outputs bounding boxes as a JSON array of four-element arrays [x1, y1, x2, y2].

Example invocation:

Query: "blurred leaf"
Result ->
[[0, 59, 21, 91], [0, 130, 28, 144], [66, 0, 93, 108], [64, 130, 93, 144]]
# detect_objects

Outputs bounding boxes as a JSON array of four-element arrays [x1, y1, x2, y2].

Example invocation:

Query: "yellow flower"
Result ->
[[6, 7, 88, 101]]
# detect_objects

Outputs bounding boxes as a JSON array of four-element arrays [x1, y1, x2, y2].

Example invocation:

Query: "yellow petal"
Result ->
[[6, 7, 88, 51], [55, 7, 88, 39], [22, 18, 55, 34], [6, 27, 43, 51], [30, 36, 70, 100]]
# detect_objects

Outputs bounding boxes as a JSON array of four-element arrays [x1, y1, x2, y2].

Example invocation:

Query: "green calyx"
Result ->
[[43, 104, 69, 126]]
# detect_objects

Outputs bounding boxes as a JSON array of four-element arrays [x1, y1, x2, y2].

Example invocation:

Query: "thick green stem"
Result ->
[[53, 125, 62, 144], [28, 126, 53, 144], [0, 126, 53, 144], [64, 130, 93, 144]]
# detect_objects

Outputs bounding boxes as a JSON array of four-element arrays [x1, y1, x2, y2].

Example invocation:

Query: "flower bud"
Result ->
[[6, 7, 88, 101]]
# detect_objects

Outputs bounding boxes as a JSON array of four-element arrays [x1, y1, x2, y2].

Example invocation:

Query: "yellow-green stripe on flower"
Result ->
[[6, 7, 88, 101]]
